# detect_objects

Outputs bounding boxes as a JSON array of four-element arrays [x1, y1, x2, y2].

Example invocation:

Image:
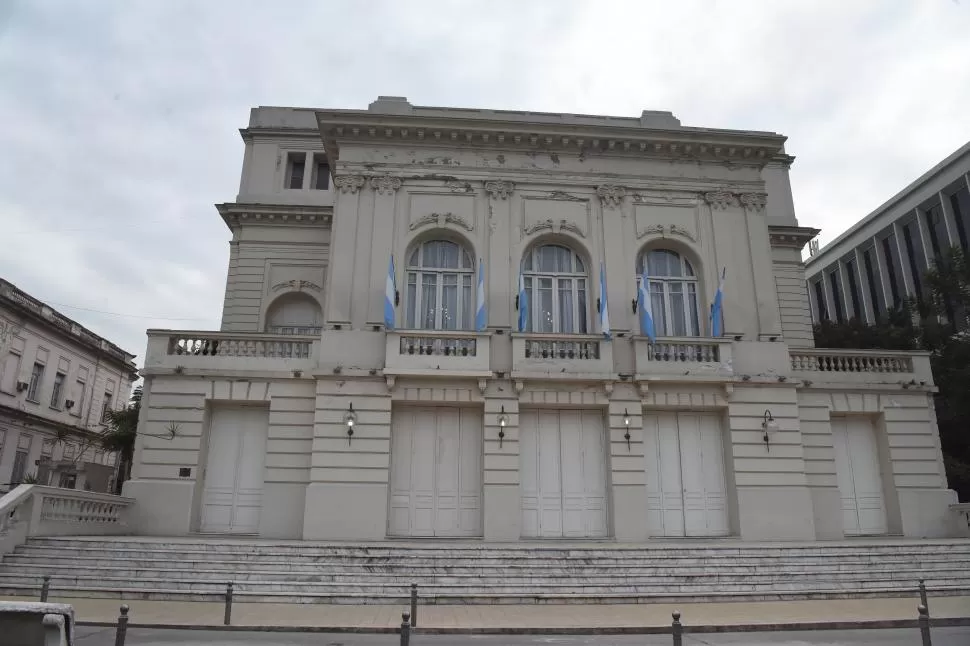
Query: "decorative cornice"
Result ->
[[272, 280, 322, 292], [370, 174, 402, 195], [523, 219, 586, 238], [409, 212, 473, 232], [636, 223, 696, 241], [316, 111, 790, 169], [596, 184, 626, 208], [485, 181, 514, 200], [334, 175, 366, 193], [217, 203, 332, 229], [739, 192, 767, 212], [703, 190, 737, 210], [768, 225, 821, 250]]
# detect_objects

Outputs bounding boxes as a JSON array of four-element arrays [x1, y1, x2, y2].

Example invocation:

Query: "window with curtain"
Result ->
[[638, 249, 701, 337], [522, 244, 588, 334], [406, 239, 474, 330]]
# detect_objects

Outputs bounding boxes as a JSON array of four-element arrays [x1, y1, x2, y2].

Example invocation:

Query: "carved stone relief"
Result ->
[[523, 219, 586, 238], [739, 192, 767, 212], [272, 279, 322, 292], [596, 184, 627, 208], [485, 181, 514, 200], [370, 174, 402, 195], [703, 190, 737, 210], [334, 175, 366, 194], [408, 212, 473, 232]]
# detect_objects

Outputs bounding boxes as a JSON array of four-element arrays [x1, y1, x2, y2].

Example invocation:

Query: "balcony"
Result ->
[[634, 337, 734, 382], [144, 330, 319, 375], [384, 330, 491, 378], [789, 348, 933, 387], [512, 334, 615, 381]]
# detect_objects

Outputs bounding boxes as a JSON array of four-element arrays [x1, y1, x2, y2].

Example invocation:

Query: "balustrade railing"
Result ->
[[644, 340, 720, 363], [168, 334, 313, 359], [524, 338, 600, 360], [398, 335, 477, 357], [790, 351, 914, 373]]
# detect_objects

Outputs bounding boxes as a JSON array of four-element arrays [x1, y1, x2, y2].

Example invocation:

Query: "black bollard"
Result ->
[[918, 603, 932, 646], [114, 604, 129, 646], [919, 579, 929, 614], [400, 611, 411, 646], [39, 575, 50, 602], [224, 581, 234, 626], [410, 582, 418, 628], [671, 610, 683, 646]]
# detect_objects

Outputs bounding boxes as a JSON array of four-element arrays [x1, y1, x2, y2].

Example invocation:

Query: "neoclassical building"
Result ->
[[125, 97, 960, 542]]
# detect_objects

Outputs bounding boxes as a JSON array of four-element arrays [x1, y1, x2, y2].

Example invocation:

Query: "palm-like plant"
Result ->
[[101, 385, 142, 493]]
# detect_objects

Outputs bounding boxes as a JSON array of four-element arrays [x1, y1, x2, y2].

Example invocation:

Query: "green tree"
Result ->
[[101, 385, 142, 494], [812, 247, 970, 501]]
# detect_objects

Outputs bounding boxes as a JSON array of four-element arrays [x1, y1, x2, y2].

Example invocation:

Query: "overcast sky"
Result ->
[[1, 0, 969, 369]]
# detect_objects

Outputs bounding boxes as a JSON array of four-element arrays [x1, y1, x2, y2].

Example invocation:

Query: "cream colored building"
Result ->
[[0, 279, 137, 494], [126, 97, 960, 542]]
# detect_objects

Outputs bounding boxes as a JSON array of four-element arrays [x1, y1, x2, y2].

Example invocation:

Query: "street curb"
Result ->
[[75, 616, 970, 634]]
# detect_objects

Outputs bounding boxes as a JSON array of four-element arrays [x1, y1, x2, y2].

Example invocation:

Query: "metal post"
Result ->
[[224, 581, 233, 626], [919, 579, 929, 613], [671, 610, 683, 646], [114, 604, 129, 646], [410, 582, 418, 628], [918, 603, 932, 646], [400, 611, 411, 646], [40, 575, 50, 602]]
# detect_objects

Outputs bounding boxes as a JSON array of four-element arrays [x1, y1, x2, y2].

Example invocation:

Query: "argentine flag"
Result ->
[[384, 255, 396, 330], [710, 267, 726, 337], [638, 270, 656, 343], [475, 259, 487, 332], [599, 263, 611, 339], [517, 272, 528, 332]]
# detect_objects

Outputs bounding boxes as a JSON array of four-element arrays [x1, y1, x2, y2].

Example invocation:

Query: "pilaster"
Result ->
[[326, 175, 365, 327]]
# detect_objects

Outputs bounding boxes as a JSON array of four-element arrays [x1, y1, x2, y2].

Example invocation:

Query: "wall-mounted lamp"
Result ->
[[497, 405, 509, 448], [344, 403, 358, 445], [762, 409, 779, 452], [623, 408, 631, 450]]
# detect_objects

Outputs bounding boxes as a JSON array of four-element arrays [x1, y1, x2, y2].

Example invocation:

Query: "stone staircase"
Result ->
[[1, 537, 969, 604]]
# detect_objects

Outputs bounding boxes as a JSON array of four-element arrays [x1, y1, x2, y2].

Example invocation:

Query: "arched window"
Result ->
[[265, 292, 322, 335], [639, 249, 701, 337], [522, 244, 588, 334], [406, 239, 475, 330]]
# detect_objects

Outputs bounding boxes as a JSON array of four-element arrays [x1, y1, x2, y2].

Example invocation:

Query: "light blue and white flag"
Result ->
[[710, 266, 726, 337], [475, 259, 487, 332], [384, 255, 396, 330], [638, 270, 656, 343], [599, 263, 611, 339], [517, 272, 529, 332]]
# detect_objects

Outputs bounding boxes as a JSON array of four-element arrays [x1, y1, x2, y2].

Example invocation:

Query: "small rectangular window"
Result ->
[[11, 450, 28, 485], [72, 379, 86, 416], [285, 152, 306, 189], [311, 153, 329, 190], [101, 392, 113, 423], [26, 362, 44, 402], [41, 439, 54, 456], [50, 372, 65, 408], [0, 351, 21, 394]]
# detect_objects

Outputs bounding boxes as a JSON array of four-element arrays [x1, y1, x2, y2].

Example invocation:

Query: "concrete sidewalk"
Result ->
[[4, 595, 970, 632]]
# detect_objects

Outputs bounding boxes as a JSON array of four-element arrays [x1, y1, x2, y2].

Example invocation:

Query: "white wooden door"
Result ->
[[389, 407, 482, 537], [200, 406, 268, 534], [832, 417, 888, 535], [644, 412, 729, 537], [520, 409, 608, 538]]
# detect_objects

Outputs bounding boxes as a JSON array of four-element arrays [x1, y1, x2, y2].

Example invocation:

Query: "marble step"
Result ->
[[2, 561, 962, 584], [1, 572, 963, 595]]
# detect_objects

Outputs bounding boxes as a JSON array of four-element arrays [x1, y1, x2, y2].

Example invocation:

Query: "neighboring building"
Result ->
[[126, 97, 959, 543], [806, 142, 970, 324], [0, 279, 137, 493]]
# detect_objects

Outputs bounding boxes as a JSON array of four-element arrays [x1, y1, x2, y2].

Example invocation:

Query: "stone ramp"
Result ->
[[1, 537, 969, 604]]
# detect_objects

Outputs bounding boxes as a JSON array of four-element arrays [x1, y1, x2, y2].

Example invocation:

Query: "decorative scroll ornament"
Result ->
[[484, 181, 514, 199], [739, 192, 767, 212], [370, 174, 402, 195], [596, 184, 627, 208], [272, 280, 322, 292], [636, 223, 696, 241], [334, 175, 366, 194], [703, 190, 736, 210], [409, 212, 473, 232], [523, 219, 586, 238]]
